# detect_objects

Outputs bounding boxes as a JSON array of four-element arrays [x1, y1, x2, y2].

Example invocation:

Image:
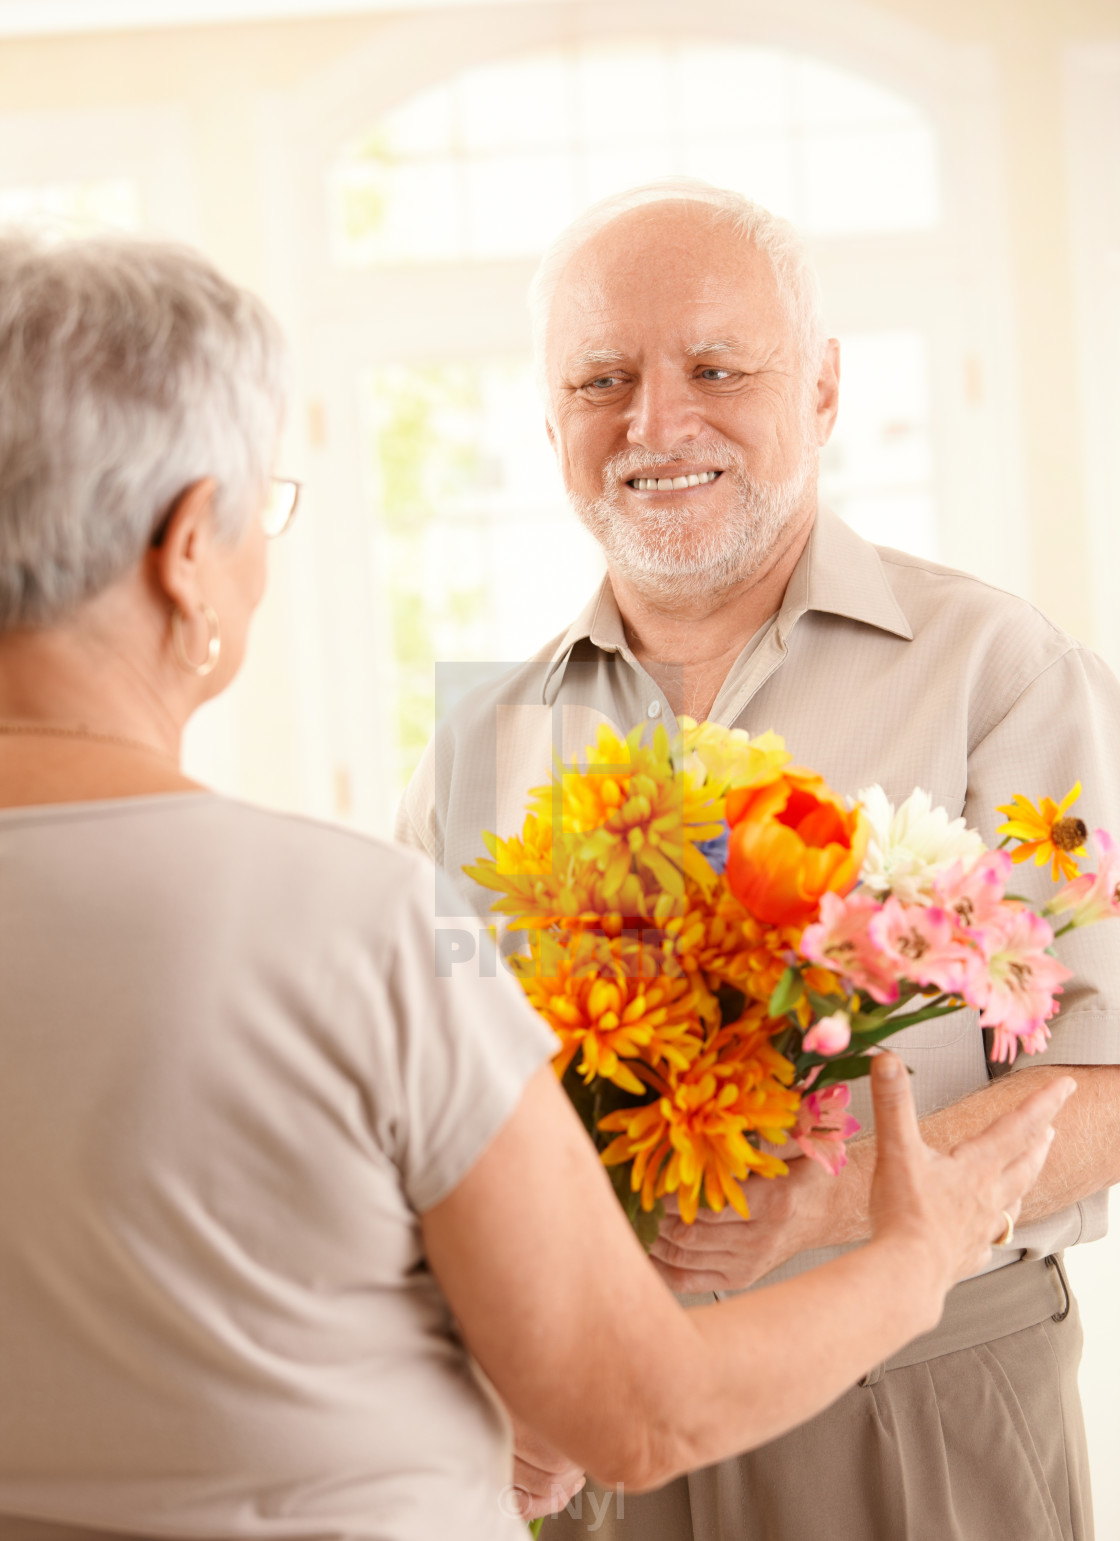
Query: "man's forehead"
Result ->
[[551, 213, 788, 367], [555, 272, 786, 368]]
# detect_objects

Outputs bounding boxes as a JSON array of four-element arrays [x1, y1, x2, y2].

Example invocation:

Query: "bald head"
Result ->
[[534, 192, 840, 604]]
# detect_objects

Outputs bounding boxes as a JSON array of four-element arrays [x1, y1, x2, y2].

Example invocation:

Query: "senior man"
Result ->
[[396, 180, 1120, 1541]]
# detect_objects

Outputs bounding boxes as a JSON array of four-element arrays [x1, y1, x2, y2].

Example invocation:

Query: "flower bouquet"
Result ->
[[466, 720, 1118, 1249]]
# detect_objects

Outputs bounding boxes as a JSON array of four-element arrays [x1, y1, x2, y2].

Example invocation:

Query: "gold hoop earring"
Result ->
[[172, 603, 221, 677]]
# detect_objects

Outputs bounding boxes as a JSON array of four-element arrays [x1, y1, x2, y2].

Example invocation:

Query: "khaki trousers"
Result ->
[[547, 1255, 1092, 1541]]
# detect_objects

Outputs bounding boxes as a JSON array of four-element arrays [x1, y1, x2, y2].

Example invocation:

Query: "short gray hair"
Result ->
[[0, 232, 286, 632], [528, 178, 825, 413]]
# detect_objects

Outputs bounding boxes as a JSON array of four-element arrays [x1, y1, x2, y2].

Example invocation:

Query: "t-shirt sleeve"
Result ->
[[966, 644, 1120, 1067], [385, 860, 560, 1212]]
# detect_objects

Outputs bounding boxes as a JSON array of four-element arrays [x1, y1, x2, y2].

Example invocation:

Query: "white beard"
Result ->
[[569, 435, 817, 604]]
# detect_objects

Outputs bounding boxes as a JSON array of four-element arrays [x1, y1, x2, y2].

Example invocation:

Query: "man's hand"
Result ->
[[509, 1413, 586, 1521], [648, 1150, 870, 1294]]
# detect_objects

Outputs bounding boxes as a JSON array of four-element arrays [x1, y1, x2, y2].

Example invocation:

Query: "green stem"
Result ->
[[529, 1519, 544, 1537]]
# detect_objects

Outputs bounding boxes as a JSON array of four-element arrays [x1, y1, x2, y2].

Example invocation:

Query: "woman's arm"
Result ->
[[420, 1053, 1069, 1494]]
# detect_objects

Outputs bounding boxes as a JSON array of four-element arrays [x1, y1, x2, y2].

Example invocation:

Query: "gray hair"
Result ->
[[528, 178, 825, 415], [0, 232, 286, 632]]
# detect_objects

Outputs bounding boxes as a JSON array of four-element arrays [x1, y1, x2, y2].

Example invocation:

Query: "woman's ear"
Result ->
[[146, 479, 218, 615]]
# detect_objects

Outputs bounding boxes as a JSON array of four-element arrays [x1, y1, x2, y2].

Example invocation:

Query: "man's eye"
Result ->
[[698, 368, 733, 381], [588, 375, 623, 389]]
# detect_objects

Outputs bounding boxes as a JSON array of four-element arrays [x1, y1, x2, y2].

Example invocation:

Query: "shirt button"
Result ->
[[647, 701, 661, 719]]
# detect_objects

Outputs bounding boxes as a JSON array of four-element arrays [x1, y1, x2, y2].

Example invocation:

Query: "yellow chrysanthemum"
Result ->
[[598, 1026, 798, 1222], [996, 782, 1089, 883], [529, 724, 726, 907], [512, 933, 706, 1095]]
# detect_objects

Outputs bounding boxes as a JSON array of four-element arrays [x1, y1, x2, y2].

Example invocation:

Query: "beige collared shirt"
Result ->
[[397, 506, 1120, 1277]]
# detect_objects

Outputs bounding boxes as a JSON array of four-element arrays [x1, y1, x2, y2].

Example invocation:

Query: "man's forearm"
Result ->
[[825, 1063, 1120, 1248]]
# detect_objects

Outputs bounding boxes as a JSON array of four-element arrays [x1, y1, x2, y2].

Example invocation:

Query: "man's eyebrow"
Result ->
[[569, 348, 626, 370], [686, 337, 741, 356]]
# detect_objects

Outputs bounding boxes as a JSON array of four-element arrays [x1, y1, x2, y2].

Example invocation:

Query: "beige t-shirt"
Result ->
[[0, 794, 556, 1541]]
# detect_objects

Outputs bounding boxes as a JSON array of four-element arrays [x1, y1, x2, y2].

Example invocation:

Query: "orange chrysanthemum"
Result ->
[[512, 934, 706, 1095], [598, 1024, 798, 1222], [661, 877, 840, 1021], [726, 768, 869, 927], [996, 783, 1088, 883]]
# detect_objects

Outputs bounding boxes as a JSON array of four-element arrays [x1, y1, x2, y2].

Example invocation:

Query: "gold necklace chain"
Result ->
[[0, 719, 178, 764]]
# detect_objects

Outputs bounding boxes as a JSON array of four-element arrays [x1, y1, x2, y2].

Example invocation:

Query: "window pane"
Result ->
[[820, 330, 937, 558], [679, 45, 791, 133], [465, 153, 577, 259], [0, 178, 141, 235], [460, 56, 572, 152], [794, 56, 922, 127], [803, 124, 940, 235], [584, 145, 679, 205], [366, 358, 604, 791], [378, 84, 456, 157], [576, 44, 675, 145], [332, 159, 463, 264], [685, 135, 795, 219]]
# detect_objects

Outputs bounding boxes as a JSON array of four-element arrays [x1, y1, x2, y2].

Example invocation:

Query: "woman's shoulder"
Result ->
[[185, 794, 438, 908], [2, 792, 438, 939]]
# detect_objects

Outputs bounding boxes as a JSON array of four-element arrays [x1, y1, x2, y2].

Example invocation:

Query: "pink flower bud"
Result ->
[[803, 1011, 852, 1057]]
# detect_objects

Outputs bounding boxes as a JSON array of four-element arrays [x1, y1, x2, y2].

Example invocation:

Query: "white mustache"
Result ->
[[602, 444, 743, 483]]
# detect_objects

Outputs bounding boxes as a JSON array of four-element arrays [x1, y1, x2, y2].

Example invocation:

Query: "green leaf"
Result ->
[[806, 988, 850, 1018], [876, 1000, 961, 1033], [807, 1055, 878, 1089], [769, 967, 805, 1019]]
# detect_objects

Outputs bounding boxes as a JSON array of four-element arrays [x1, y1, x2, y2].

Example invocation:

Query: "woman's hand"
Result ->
[[867, 1052, 1074, 1289], [508, 1414, 586, 1521]]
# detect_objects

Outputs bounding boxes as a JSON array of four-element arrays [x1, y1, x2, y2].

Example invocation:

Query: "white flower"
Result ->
[[857, 785, 986, 904]]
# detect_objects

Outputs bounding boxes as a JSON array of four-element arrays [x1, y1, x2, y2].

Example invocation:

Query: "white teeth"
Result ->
[[630, 470, 720, 490]]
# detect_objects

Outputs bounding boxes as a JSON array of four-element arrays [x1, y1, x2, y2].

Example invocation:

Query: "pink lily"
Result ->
[[1044, 829, 1120, 929], [933, 850, 1013, 933], [793, 1085, 861, 1174], [868, 897, 976, 996], [970, 905, 1071, 1063], [800, 891, 899, 1004]]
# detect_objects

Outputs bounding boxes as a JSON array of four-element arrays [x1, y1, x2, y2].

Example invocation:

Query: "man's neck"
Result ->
[[610, 505, 815, 722]]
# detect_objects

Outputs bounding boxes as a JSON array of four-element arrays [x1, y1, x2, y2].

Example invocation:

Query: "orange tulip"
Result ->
[[726, 769, 868, 927]]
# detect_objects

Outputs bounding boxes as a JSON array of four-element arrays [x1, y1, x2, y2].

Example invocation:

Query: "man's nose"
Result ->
[[626, 371, 705, 453]]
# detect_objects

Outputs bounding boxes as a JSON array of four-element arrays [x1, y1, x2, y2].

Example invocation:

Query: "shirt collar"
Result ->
[[779, 505, 913, 642], [542, 504, 913, 702]]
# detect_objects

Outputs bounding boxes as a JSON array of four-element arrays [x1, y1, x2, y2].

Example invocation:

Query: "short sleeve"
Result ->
[[965, 644, 1120, 1068], [386, 862, 559, 1212], [394, 737, 438, 860]]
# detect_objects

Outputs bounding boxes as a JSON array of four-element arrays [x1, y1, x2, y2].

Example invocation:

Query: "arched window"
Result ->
[[328, 41, 940, 267]]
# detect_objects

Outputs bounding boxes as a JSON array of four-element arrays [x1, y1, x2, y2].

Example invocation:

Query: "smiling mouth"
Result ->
[[627, 470, 723, 492]]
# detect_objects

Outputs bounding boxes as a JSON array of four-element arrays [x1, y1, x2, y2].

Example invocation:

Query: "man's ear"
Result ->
[[146, 478, 218, 615], [545, 416, 558, 454], [815, 339, 841, 446]]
